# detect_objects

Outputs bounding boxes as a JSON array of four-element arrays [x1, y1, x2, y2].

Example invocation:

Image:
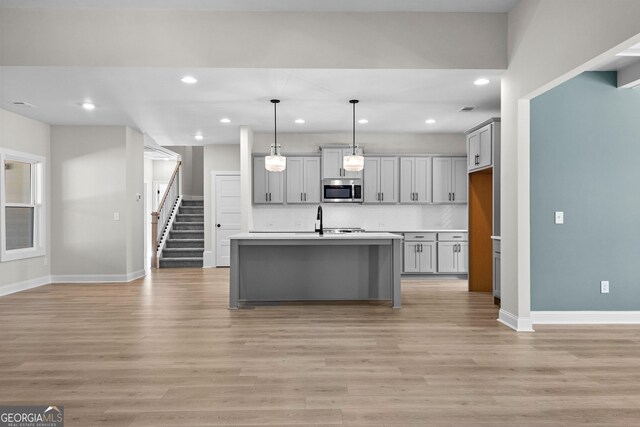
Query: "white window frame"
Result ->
[[0, 148, 46, 262]]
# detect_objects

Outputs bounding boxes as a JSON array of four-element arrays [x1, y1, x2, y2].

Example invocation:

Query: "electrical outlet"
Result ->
[[555, 211, 564, 224], [600, 281, 610, 294], [113, 212, 120, 221]]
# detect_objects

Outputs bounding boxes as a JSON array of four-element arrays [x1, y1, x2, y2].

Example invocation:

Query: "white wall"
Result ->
[[500, 0, 640, 330], [151, 159, 177, 182], [252, 133, 466, 155], [251, 132, 468, 232], [125, 127, 144, 276], [0, 109, 51, 294], [168, 146, 203, 197], [203, 144, 241, 263], [0, 9, 507, 70], [51, 126, 144, 280]]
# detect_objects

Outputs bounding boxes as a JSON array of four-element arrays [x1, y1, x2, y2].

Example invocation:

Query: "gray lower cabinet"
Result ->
[[253, 157, 285, 204], [286, 156, 320, 204], [436, 232, 468, 273], [364, 157, 398, 203], [493, 239, 501, 298], [432, 157, 467, 204], [400, 157, 431, 203], [403, 233, 436, 273]]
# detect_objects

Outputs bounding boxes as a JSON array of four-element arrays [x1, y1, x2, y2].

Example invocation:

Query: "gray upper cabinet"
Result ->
[[322, 147, 363, 179], [432, 157, 467, 204], [364, 157, 398, 204], [253, 157, 284, 204], [286, 156, 320, 204], [467, 121, 498, 172], [400, 157, 431, 203]]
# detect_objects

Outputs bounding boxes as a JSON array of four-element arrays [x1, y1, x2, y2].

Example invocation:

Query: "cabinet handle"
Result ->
[[304, 192, 307, 201], [265, 192, 268, 202], [381, 193, 384, 202], [452, 193, 455, 201], [269, 193, 272, 202], [448, 192, 451, 201]]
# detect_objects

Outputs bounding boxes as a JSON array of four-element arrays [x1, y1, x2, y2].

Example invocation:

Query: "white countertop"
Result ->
[[251, 229, 467, 234], [385, 229, 468, 233], [231, 232, 403, 240]]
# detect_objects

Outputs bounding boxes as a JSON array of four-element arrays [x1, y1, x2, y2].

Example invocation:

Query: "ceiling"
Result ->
[[0, 67, 502, 145], [0, 0, 521, 13], [589, 42, 640, 72]]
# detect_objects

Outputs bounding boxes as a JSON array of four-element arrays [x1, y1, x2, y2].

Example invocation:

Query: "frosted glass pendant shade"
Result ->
[[343, 154, 364, 172], [265, 153, 286, 172]]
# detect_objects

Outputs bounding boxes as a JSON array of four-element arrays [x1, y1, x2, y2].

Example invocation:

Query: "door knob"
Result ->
[[216, 224, 221, 228]]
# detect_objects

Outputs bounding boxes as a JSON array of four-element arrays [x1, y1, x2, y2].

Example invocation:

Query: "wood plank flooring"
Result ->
[[1, 269, 640, 426]]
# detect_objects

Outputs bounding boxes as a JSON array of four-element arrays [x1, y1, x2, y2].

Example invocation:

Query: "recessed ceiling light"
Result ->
[[220, 118, 231, 124], [425, 119, 437, 124], [181, 76, 198, 84], [474, 78, 490, 86], [358, 119, 369, 124], [82, 102, 96, 111], [295, 119, 305, 124], [194, 134, 204, 141]]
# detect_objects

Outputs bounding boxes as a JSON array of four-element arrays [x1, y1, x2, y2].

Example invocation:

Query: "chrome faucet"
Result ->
[[315, 205, 323, 235]]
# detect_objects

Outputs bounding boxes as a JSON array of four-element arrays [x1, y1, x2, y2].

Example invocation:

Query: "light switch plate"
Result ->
[[601, 281, 610, 294], [113, 212, 120, 221], [555, 211, 564, 224]]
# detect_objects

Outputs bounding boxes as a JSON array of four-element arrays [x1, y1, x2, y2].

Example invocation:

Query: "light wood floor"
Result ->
[[1, 269, 640, 426]]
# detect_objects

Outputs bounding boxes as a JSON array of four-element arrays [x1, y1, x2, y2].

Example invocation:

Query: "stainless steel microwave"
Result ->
[[322, 179, 363, 203]]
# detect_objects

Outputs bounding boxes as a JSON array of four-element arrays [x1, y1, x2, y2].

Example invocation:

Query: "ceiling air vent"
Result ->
[[12, 101, 37, 108], [459, 106, 475, 112]]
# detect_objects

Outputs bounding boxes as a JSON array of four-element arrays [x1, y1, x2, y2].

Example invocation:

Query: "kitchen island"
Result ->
[[229, 232, 403, 309]]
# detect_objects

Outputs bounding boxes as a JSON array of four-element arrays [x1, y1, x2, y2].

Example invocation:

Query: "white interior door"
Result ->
[[215, 174, 241, 267], [153, 181, 168, 211]]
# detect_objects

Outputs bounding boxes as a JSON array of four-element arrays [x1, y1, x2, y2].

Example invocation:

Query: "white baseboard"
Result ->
[[0, 275, 51, 297], [532, 311, 640, 324], [52, 270, 146, 284], [498, 308, 534, 332], [203, 251, 214, 268], [126, 270, 146, 281]]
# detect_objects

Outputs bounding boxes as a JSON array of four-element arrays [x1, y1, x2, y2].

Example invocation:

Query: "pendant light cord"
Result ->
[[350, 99, 359, 155], [271, 99, 280, 155]]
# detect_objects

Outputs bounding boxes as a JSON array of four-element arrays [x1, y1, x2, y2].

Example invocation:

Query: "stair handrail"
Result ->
[[151, 161, 181, 269]]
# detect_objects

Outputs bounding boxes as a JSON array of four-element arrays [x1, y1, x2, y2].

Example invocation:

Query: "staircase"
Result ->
[[159, 199, 204, 268]]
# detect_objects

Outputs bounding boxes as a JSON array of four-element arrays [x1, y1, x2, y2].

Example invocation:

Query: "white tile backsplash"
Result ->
[[252, 204, 468, 231]]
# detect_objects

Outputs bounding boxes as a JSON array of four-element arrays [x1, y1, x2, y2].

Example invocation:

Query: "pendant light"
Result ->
[[265, 99, 286, 172], [343, 99, 364, 172]]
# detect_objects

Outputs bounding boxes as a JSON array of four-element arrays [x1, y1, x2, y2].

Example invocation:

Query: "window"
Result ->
[[1, 149, 45, 261]]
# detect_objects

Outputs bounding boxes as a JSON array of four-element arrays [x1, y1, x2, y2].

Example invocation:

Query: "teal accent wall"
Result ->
[[531, 71, 640, 311]]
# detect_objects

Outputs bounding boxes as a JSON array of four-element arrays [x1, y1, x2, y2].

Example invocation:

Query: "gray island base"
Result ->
[[229, 233, 403, 309]]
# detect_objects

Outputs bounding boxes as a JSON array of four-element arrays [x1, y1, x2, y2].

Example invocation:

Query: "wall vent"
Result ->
[[459, 106, 475, 112]]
